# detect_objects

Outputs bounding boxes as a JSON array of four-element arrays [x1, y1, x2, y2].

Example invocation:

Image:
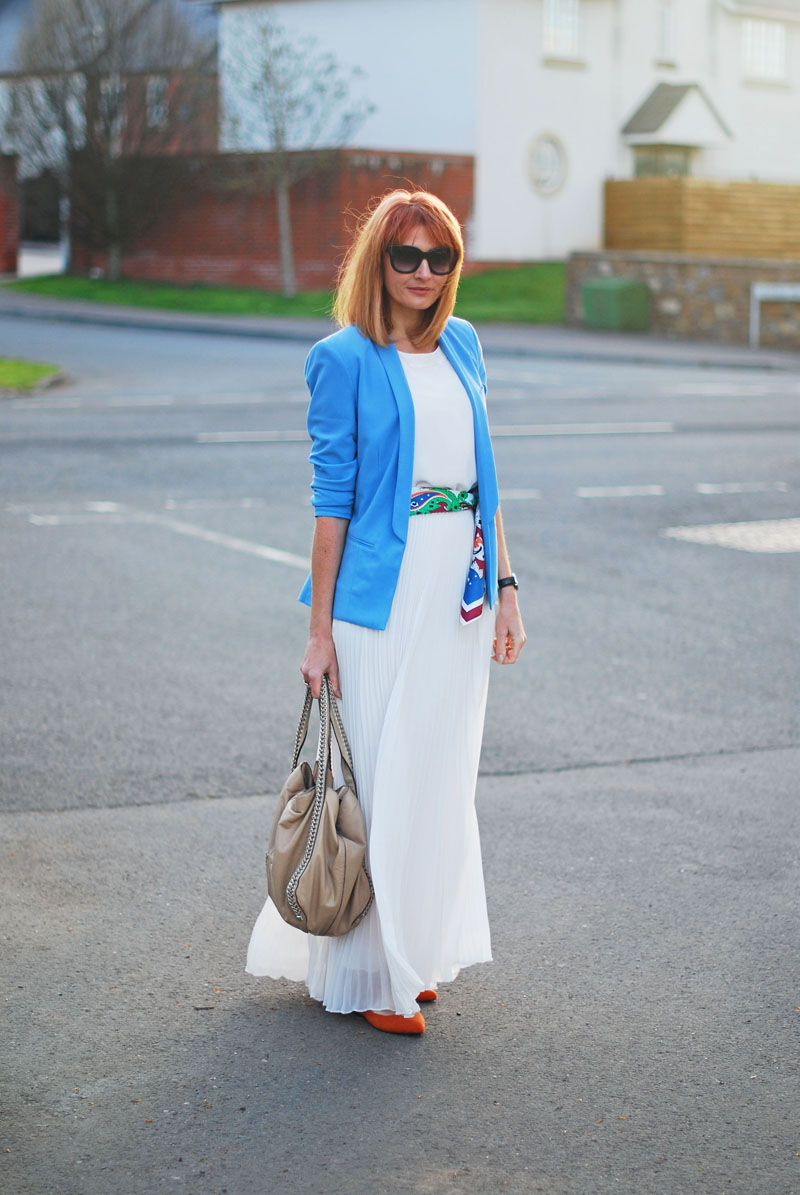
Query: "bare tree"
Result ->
[[3, 0, 215, 277], [224, 12, 374, 297]]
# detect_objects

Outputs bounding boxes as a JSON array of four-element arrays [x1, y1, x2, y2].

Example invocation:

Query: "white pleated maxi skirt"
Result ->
[[246, 507, 494, 1016]]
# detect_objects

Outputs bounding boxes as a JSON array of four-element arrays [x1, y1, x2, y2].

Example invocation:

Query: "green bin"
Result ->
[[582, 276, 652, 332]]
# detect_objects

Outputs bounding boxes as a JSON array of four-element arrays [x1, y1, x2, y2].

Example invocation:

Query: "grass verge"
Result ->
[[6, 262, 565, 325], [456, 262, 565, 323], [0, 357, 60, 393], [6, 275, 334, 318]]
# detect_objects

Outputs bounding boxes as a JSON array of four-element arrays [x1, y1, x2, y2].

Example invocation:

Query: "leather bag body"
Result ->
[[267, 677, 374, 937]]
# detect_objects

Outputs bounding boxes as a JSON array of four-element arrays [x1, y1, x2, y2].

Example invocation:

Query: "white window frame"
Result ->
[[741, 17, 787, 81], [146, 76, 169, 129], [543, 0, 581, 61], [655, 0, 677, 64]]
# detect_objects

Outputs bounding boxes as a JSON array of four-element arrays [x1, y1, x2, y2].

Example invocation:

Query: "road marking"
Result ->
[[196, 421, 675, 445], [15, 502, 310, 569], [661, 518, 800, 553], [491, 422, 674, 437], [672, 382, 774, 396], [577, 485, 666, 498], [695, 481, 788, 494], [28, 512, 134, 525], [163, 497, 263, 510], [133, 510, 310, 568], [197, 430, 309, 443], [499, 489, 542, 500]]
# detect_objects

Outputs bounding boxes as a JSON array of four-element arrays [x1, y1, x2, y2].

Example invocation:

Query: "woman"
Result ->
[[246, 189, 525, 1034]]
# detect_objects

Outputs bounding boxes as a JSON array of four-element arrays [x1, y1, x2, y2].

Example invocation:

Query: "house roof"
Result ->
[[719, 0, 800, 19], [622, 82, 732, 142]]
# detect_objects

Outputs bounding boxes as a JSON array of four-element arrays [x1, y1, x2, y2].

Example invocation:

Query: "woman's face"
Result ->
[[382, 224, 451, 323]]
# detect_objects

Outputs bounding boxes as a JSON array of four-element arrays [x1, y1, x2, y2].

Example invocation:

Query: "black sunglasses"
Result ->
[[386, 244, 459, 276]]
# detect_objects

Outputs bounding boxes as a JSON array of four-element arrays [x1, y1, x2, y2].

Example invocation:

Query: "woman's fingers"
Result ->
[[493, 615, 527, 665], [300, 640, 341, 698]]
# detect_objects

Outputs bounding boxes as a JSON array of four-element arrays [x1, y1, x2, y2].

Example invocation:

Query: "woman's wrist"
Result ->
[[498, 584, 519, 605]]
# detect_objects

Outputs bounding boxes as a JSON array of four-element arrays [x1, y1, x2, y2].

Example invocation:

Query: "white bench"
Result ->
[[749, 282, 800, 348]]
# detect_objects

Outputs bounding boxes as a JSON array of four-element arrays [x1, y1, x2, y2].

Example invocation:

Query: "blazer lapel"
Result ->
[[374, 342, 416, 539], [438, 325, 499, 519]]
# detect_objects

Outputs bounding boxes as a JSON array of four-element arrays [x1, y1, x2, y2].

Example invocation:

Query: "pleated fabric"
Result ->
[[246, 348, 494, 1016]]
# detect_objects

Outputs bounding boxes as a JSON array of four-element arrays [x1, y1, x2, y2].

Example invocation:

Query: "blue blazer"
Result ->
[[298, 316, 499, 630]]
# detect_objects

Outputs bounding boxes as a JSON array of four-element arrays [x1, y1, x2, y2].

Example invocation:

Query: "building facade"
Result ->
[[217, 0, 800, 260]]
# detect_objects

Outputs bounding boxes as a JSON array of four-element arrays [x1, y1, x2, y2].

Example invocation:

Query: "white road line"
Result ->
[[577, 485, 666, 498], [499, 489, 543, 500], [491, 422, 674, 437], [163, 497, 263, 510], [107, 396, 175, 407], [197, 430, 309, 443], [196, 421, 675, 445], [18, 502, 310, 570], [28, 513, 135, 526], [695, 481, 788, 494], [130, 510, 311, 569], [672, 382, 773, 396], [661, 518, 800, 553]]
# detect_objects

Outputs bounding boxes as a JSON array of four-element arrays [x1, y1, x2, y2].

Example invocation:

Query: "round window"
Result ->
[[528, 134, 567, 196]]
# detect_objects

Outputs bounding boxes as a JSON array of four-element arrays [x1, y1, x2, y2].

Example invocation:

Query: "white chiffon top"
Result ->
[[398, 347, 477, 493]]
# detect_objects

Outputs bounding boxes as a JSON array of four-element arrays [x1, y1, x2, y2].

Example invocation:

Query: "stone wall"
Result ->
[[604, 178, 800, 261], [0, 155, 19, 275], [566, 250, 800, 347]]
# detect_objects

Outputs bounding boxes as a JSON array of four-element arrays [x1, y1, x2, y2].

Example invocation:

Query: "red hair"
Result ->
[[333, 189, 464, 350]]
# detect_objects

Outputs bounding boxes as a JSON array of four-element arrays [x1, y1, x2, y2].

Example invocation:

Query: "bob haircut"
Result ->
[[332, 189, 464, 351]]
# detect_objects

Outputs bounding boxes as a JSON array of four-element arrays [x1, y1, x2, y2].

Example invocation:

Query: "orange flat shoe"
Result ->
[[416, 990, 438, 1002], [360, 1010, 426, 1034]]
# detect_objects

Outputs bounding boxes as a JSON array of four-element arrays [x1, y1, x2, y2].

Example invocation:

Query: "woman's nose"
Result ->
[[415, 259, 432, 279]]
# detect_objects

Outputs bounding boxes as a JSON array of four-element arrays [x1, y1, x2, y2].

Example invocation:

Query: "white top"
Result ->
[[397, 347, 477, 493]]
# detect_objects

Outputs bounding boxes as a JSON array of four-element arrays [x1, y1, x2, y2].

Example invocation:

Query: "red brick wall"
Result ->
[[0, 156, 19, 275], [71, 149, 475, 290]]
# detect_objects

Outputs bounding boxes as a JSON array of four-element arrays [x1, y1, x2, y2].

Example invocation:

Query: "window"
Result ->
[[146, 76, 169, 128], [543, 0, 581, 60], [741, 18, 787, 81], [656, 0, 676, 63], [633, 145, 692, 177]]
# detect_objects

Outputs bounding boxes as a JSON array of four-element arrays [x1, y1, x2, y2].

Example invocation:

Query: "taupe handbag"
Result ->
[[266, 675, 374, 936]]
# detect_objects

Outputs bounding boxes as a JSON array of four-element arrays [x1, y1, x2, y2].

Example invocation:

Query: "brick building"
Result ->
[[71, 149, 475, 292]]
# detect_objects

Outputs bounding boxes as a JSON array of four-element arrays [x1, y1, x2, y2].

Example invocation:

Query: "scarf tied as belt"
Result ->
[[409, 486, 485, 624]]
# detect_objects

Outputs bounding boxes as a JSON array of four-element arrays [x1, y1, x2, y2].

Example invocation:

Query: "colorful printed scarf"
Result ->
[[410, 487, 485, 623]]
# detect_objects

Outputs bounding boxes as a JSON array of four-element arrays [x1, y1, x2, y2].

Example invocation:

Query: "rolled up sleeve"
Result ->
[[304, 340, 358, 519]]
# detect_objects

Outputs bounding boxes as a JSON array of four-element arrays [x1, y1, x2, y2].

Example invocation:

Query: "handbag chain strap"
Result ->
[[292, 676, 355, 780], [285, 676, 358, 923]]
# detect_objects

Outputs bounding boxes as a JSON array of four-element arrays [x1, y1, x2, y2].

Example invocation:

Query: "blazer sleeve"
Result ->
[[304, 338, 358, 519]]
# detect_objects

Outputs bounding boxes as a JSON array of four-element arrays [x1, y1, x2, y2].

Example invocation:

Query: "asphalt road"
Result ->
[[1, 315, 798, 1195]]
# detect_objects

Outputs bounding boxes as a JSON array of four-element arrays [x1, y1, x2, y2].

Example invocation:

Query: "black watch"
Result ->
[[497, 574, 519, 591]]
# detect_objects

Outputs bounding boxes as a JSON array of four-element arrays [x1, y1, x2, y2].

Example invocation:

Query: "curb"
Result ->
[[2, 291, 799, 372]]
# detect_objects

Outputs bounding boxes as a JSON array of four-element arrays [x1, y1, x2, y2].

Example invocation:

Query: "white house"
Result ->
[[209, 0, 800, 259]]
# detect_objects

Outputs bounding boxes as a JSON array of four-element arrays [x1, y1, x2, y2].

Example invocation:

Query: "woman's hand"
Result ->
[[492, 590, 527, 665], [301, 631, 341, 699]]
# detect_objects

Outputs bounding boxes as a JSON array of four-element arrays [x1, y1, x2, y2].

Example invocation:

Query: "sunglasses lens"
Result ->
[[428, 248, 457, 275], [389, 246, 422, 273]]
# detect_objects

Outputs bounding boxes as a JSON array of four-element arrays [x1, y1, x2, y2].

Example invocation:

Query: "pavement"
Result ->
[[2, 290, 798, 1194], [2, 284, 800, 370]]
